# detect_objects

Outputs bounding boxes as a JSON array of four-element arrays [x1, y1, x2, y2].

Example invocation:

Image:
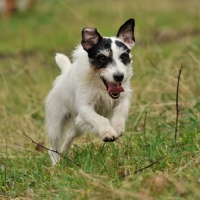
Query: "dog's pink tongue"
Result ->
[[107, 83, 124, 94]]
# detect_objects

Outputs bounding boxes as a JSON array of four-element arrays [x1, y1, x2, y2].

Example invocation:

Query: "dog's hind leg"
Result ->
[[60, 125, 82, 154], [46, 118, 65, 165], [45, 102, 68, 165]]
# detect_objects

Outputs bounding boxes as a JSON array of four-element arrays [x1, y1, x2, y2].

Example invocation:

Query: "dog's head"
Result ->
[[81, 19, 135, 99]]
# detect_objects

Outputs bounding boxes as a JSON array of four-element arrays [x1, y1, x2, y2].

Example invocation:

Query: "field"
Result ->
[[0, 0, 200, 199]]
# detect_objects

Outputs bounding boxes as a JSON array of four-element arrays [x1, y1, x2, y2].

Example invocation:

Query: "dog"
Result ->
[[45, 18, 135, 165]]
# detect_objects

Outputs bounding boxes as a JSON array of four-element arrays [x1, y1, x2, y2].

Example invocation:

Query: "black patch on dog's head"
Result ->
[[81, 19, 135, 68], [115, 40, 131, 65], [87, 38, 113, 68], [115, 40, 130, 52]]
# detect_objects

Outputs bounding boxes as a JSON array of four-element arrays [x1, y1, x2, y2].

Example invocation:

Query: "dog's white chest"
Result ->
[[94, 95, 117, 118]]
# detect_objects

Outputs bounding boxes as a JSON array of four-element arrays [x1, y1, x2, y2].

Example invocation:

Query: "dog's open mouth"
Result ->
[[101, 77, 124, 99]]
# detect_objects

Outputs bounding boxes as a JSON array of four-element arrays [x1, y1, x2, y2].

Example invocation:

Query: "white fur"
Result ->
[[45, 38, 133, 165]]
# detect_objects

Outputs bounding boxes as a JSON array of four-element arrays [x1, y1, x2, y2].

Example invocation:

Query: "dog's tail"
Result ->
[[55, 53, 71, 74]]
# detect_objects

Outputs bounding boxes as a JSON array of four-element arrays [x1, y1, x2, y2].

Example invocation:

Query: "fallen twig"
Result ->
[[23, 133, 81, 167], [134, 156, 165, 174], [175, 65, 183, 142]]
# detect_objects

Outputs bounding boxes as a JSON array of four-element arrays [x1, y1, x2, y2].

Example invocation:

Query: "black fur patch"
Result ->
[[87, 38, 113, 68], [115, 40, 131, 65], [115, 40, 130, 52]]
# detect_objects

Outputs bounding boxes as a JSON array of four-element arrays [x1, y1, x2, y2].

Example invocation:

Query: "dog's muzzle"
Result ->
[[100, 77, 124, 99]]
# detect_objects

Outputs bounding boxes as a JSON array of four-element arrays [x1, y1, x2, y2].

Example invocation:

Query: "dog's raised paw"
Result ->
[[99, 126, 118, 142], [111, 118, 125, 137], [115, 126, 125, 137], [103, 136, 117, 142]]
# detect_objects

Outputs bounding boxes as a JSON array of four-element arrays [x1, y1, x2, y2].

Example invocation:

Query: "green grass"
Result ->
[[0, 0, 200, 199]]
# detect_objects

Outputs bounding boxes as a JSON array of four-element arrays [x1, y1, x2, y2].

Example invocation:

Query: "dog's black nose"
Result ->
[[113, 73, 124, 82]]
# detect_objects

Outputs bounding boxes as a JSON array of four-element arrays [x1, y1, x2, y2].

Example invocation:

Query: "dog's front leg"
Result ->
[[77, 105, 118, 142], [111, 98, 131, 137]]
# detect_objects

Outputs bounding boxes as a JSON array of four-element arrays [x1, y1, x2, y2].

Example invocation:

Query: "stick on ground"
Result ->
[[23, 133, 81, 167], [175, 65, 183, 142]]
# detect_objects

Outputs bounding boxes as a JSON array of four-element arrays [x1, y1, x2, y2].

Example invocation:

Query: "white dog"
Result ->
[[45, 19, 135, 165]]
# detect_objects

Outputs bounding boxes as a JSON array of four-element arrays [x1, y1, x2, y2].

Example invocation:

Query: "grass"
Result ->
[[0, 0, 200, 199]]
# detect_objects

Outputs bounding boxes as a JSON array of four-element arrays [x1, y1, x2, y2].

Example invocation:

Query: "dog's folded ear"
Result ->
[[81, 28, 102, 51], [117, 18, 135, 49]]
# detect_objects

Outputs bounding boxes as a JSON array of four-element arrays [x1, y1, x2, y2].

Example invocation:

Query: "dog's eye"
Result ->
[[120, 53, 129, 63], [99, 55, 108, 63]]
